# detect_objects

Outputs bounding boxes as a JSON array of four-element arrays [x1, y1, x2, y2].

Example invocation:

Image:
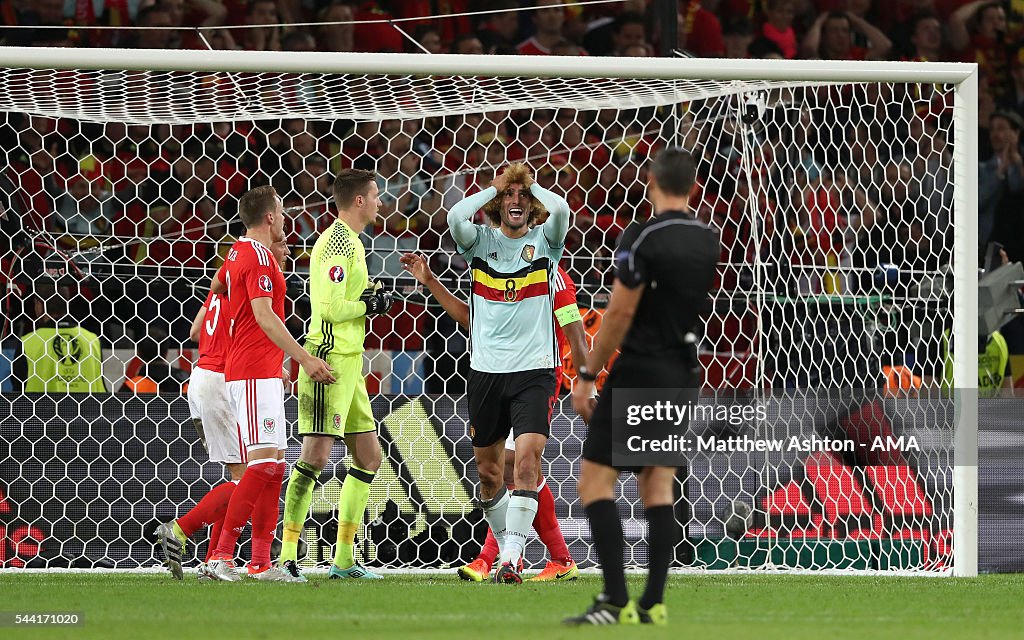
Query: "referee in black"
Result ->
[[566, 148, 719, 626]]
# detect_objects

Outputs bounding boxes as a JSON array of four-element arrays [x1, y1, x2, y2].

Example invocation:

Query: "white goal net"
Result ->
[[0, 51, 977, 576]]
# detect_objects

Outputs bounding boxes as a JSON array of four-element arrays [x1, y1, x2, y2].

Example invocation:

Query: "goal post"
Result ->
[[0, 48, 978, 576]]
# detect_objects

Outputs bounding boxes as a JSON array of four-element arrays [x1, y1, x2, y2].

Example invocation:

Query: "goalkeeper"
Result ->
[[278, 169, 396, 581]]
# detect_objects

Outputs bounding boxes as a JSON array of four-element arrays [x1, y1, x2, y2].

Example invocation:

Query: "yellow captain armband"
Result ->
[[554, 303, 582, 327]]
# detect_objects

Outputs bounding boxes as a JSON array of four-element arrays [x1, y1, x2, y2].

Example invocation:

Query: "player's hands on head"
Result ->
[[490, 169, 509, 194], [360, 280, 395, 316], [400, 253, 434, 284], [302, 355, 335, 384]]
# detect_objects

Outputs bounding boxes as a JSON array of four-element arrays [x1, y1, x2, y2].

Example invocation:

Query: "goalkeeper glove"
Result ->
[[360, 280, 394, 316]]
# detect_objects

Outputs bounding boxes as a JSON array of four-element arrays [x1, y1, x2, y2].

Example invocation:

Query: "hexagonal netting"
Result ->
[[0, 53, 976, 575]]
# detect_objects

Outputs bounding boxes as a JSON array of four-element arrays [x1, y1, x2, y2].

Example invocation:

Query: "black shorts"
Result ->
[[583, 352, 700, 471], [467, 368, 557, 448]]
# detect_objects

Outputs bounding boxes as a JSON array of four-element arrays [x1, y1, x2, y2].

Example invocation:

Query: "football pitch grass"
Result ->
[[1, 572, 1023, 639]]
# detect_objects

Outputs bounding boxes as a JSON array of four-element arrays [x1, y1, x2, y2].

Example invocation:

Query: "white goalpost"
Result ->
[[0, 48, 977, 577]]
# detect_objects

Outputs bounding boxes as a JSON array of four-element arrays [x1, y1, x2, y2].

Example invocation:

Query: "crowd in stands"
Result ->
[[0, 0, 1021, 394]]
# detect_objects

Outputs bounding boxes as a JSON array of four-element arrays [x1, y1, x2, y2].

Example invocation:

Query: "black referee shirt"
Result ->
[[613, 210, 719, 357]]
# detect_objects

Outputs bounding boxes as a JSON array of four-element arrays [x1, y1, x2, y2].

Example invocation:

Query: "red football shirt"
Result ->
[[196, 289, 231, 373], [552, 265, 579, 382], [222, 237, 286, 381]]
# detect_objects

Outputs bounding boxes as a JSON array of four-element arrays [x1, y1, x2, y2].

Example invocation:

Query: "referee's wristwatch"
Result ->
[[577, 365, 598, 382]]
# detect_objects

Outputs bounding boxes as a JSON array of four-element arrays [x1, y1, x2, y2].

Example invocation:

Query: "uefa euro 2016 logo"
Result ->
[[51, 335, 81, 365], [258, 275, 273, 293], [328, 266, 345, 283]]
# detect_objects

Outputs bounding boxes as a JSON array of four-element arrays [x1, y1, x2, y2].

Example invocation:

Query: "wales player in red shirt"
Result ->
[[205, 186, 334, 582]]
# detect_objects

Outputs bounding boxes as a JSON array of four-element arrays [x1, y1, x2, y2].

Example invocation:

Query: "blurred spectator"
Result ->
[[581, 0, 646, 53], [451, 32, 484, 54], [1005, 52, 1024, 121], [979, 75, 998, 159], [54, 166, 115, 239], [158, 0, 226, 48], [950, 1, 1013, 99], [980, 110, 1024, 249], [352, 0, 403, 53], [476, 0, 520, 53], [0, 0, 67, 46], [759, 0, 798, 59], [239, 0, 281, 50], [723, 16, 754, 58], [677, 0, 724, 57], [608, 11, 648, 56], [412, 23, 442, 53], [748, 36, 785, 58], [894, 12, 945, 61], [316, 0, 355, 52], [518, 0, 571, 55], [388, 0, 470, 45], [551, 38, 586, 56], [281, 29, 317, 51], [15, 285, 106, 393], [132, 5, 177, 49], [802, 10, 891, 60], [120, 335, 180, 393]]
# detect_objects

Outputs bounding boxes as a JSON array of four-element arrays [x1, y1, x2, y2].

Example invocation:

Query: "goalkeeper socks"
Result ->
[[585, 499, 629, 607], [212, 459, 278, 559], [334, 465, 375, 569], [176, 480, 236, 537], [639, 505, 678, 611], [280, 460, 321, 563], [532, 478, 572, 564], [501, 490, 538, 566], [250, 460, 285, 569]]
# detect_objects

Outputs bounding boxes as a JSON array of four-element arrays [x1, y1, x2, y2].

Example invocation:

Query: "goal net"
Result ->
[[0, 50, 977, 576]]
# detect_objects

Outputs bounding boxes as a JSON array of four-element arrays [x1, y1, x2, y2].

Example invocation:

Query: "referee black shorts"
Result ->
[[467, 368, 557, 448], [583, 352, 700, 471]]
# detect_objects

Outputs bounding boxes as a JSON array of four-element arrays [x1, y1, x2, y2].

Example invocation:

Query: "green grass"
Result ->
[[1, 573, 1023, 639]]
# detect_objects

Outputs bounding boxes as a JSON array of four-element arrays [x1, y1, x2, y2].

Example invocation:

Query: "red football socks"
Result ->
[[212, 460, 279, 559], [250, 462, 285, 568], [177, 481, 236, 537]]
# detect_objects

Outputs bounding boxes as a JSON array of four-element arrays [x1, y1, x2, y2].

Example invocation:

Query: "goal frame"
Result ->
[[0, 47, 979, 577]]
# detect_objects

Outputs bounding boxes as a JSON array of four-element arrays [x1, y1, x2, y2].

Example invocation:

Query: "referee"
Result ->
[[566, 148, 719, 626]]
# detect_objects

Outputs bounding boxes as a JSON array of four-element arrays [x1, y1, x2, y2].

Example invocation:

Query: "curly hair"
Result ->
[[481, 162, 547, 226]]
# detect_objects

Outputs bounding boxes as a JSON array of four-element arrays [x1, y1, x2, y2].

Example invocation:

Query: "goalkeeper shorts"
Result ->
[[298, 352, 376, 438]]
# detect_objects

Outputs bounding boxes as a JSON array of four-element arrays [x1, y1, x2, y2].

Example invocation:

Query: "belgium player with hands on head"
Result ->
[[400, 250, 586, 583], [446, 161, 571, 585], [278, 169, 396, 582]]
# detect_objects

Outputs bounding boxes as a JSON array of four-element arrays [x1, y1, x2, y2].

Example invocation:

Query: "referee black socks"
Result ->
[[584, 499, 629, 607], [639, 505, 677, 611]]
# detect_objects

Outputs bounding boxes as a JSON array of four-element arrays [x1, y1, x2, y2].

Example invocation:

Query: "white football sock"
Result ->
[[501, 491, 539, 566]]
